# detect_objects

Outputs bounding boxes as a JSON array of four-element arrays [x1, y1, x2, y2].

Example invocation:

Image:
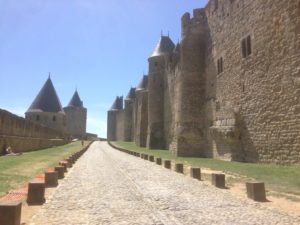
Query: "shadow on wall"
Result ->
[[233, 112, 259, 162]]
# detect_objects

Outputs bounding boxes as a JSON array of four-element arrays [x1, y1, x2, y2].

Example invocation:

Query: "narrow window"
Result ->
[[154, 62, 158, 67], [242, 39, 247, 58], [246, 35, 252, 55], [36, 115, 40, 121], [217, 57, 223, 74], [242, 35, 252, 58], [53, 116, 56, 122], [214, 0, 219, 10]]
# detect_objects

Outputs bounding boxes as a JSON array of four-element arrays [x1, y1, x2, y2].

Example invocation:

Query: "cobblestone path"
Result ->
[[30, 141, 300, 225]]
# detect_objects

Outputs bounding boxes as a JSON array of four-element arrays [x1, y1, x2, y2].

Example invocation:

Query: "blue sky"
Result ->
[[0, 0, 208, 138]]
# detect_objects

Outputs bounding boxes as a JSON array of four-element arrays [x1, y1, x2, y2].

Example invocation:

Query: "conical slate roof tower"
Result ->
[[27, 76, 63, 113], [63, 90, 87, 138], [150, 35, 175, 57], [25, 75, 66, 133], [67, 90, 83, 107]]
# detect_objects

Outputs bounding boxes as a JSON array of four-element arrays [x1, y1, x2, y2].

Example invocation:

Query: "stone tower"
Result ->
[[107, 96, 123, 141], [172, 9, 208, 156], [26, 76, 66, 134], [124, 88, 136, 141], [63, 90, 87, 139], [147, 35, 175, 149], [134, 75, 148, 147]]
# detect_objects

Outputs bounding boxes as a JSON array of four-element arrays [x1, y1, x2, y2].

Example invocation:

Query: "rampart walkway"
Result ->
[[30, 141, 300, 225]]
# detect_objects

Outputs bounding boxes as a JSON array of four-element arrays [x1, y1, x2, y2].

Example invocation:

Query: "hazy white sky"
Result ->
[[0, 0, 208, 137]]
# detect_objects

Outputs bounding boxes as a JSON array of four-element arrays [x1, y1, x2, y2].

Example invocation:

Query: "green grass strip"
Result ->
[[112, 141, 300, 196], [0, 141, 90, 197]]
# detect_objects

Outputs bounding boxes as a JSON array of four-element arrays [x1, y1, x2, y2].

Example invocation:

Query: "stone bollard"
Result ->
[[246, 182, 266, 201], [144, 154, 149, 160], [141, 153, 144, 159], [45, 171, 58, 187], [136, 153, 140, 157], [149, 155, 154, 162], [27, 180, 46, 205], [64, 159, 72, 168], [164, 160, 171, 169], [55, 166, 65, 179], [190, 167, 201, 180], [175, 163, 184, 173], [0, 201, 22, 225], [211, 173, 225, 188], [156, 158, 162, 165], [59, 161, 68, 173]]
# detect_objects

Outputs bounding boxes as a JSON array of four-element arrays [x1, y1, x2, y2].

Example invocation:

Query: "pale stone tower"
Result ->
[[63, 90, 87, 139], [107, 96, 123, 141], [134, 76, 148, 147], [147, 35, 175, 149], [173, 9, 208, 156], [25, 76, 66, 134], [124, 88, 136, 141]]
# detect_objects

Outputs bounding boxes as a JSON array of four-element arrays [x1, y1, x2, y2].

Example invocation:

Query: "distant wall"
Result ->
[[0, 109, 67, 154]]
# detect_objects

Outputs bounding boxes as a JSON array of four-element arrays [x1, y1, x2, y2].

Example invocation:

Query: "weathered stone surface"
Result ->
[[156, 157, 162, 165], [164, 160, 171, 169], [45, 171, 58, 187], [0, 201, 22, 225], [246, 182, 266, 202], [175, 163, 184, 173], [190, 167, 201, 180], [149, 155, 154, 162], [27, 181, 45, 205], [211, 173, 225, 188], [59, 161, 68, 172], [0, 110, 67, 154], [55, 166, 65, 179]]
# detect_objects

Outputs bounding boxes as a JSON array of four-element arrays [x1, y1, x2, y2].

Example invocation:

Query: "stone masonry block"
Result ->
[[175, 163, 184, 173], [211, 173, 225, 188], [149, 155, 154, 162], [144, 154, 149, 160], [246, 182, 266, 201], [0, 201, 22, 225], [45, 171, 58, 187], [156, 158, 162, 165], [27, 180, 46, 205], [59, 161, 68, 172], [55, 166, 65, 179], [164, 160, 171, 169], [190, 167, 201, 180]]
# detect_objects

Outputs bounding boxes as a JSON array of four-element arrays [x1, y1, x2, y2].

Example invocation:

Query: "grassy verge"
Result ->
[[112, 141, 300, 196], [0, 141, 90, 197]]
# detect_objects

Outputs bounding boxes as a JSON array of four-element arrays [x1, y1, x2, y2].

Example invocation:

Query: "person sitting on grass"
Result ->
[[6, 146, 22, 156]]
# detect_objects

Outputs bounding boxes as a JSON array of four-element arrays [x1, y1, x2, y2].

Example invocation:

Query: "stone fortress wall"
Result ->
[[108, 0, 300, 164], [0, 109, 67, 153]]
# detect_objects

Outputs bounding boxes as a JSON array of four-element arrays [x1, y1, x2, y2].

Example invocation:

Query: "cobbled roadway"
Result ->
[[30, 141, 300, 225]]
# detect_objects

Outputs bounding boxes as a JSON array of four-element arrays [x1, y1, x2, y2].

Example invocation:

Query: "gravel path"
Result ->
[[30, 141, 300, 225]]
